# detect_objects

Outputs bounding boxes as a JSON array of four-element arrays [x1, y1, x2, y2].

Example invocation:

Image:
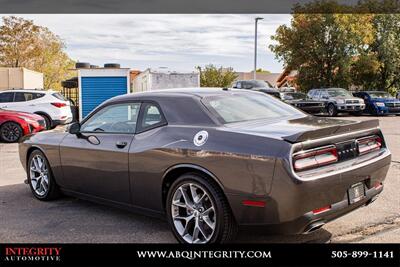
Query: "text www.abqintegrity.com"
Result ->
[[137, 250, 272, 260]]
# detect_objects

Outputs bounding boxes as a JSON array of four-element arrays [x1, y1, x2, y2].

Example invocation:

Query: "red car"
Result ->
[[0, 109, 46, 143]]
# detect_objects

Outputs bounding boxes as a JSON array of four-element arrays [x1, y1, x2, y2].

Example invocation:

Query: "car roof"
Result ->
[[110, 87, 264, 102], [1, 89, 53, 93]]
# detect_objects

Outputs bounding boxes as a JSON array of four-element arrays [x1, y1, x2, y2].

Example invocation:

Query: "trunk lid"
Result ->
[[225, 116, 379, 143]]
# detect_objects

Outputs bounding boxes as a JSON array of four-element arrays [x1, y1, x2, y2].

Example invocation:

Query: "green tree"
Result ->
[[270, 8, 374, 91], [196, 64, 238, 87], [0, 16, 75, 90], [370, 14, 400, 92]]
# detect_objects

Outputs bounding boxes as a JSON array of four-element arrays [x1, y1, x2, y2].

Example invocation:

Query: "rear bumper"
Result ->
[[239, 185, 383, 235], [226, 149, 391, 234], [53, 117, 72, 126]]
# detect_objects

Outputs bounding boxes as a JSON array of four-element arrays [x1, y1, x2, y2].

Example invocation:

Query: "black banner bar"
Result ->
[[0, 244, 399, 266], [0, 0, 398, 14]]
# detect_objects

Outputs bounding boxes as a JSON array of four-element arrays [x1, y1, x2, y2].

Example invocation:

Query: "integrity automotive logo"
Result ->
[[3, 247, 62, 263]]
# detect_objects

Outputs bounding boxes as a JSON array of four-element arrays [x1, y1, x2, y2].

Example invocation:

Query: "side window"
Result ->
[[14, 92, 45, 102], [138, 103, 166, 132], [14, 92, 26, 102], [81, 103, 141, 133], [231, 82, 237, 88], [320, 91, 329, 99], [0, 92, 14, 103], [236, 82, 242, 89]]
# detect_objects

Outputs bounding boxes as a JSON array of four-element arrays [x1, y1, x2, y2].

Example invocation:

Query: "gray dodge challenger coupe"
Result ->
[[19, 88, 391, 244]]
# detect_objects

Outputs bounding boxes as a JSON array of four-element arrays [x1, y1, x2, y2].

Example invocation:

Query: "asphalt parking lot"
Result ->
[[0, 115, 399, 243]]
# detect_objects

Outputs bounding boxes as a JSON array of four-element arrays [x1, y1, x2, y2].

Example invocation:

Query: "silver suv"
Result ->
[[308, 88, 365, 116]]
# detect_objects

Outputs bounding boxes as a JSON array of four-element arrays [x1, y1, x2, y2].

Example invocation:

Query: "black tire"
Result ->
[[327, 103, 338, 117], [0, 122, 23, 143], [166, 173, 237, 244], [38, 114, 52, 130], [27, 150, 61, 201]]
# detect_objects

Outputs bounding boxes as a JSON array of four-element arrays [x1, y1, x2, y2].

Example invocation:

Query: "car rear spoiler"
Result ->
[[283, 119, 380, 143]]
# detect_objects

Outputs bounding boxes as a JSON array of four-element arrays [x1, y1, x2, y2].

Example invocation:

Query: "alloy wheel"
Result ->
[[1, 123, 21, 142], [171, 182, 216, 244], [29, 155, 49, 197]]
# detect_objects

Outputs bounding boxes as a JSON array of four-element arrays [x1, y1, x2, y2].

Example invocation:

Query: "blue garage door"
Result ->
[[81, 76, 127, 118]]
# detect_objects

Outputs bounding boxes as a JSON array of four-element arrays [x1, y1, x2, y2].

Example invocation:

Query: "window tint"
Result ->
[[203, 93, 303, 124], [14, 92, 45, 102], [0, 92, 14, 103], [139, 103, 166, 131], [81, 103, 141, 133]]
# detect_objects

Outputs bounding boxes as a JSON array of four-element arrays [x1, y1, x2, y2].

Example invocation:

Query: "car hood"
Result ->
[[0, 109, 43, 121], [224, 116, 378, 143], [370, 97, 400, 103]]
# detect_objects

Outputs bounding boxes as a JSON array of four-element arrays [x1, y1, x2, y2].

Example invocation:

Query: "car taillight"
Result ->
[[293, 146, 338, 171], [356, 136, 382, 155], [51, 102, 66, 108]]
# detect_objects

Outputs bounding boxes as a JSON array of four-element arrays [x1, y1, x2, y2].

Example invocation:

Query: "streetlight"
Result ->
[[254, 17, 263, 80]]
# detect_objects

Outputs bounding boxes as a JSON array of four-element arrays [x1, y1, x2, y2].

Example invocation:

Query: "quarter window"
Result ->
[[138, 103, 166, 132], [81, 103, 141, 133]]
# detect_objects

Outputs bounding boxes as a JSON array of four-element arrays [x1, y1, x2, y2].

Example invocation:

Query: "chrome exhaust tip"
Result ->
[[304, 221, 325, 234]]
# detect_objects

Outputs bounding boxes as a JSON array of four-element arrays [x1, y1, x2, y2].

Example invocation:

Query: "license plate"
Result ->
[[348, 182, 365, 204]]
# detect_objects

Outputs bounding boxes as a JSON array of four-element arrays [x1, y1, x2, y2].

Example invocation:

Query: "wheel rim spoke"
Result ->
[[29, 155, 49, 197], [171, 182, 216, 244]]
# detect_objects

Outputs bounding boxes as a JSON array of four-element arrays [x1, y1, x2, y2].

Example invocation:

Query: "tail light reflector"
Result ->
[[51, 102, 67, 108], [357, 136, 382, 155], [374, 182, 383, 189], [293, 146, 338, 171], [242, 200, 266, 207], [312, 205, 331, 215]]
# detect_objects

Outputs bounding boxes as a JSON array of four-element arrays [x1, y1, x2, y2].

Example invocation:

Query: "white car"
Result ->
[[0, 89, 73, 129]]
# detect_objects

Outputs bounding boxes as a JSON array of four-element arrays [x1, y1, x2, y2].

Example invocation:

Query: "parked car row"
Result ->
[[0, 89, 73, 142], [231, 80, 400, 117]]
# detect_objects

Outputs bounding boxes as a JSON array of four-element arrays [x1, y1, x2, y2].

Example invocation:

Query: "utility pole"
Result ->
[[254, 17, 263, 80]]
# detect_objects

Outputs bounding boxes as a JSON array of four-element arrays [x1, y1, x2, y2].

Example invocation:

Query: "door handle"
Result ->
[[116, 141, 128, 149]]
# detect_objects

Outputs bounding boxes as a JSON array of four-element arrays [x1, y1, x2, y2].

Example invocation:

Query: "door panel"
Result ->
[[59, 102, 141, 204], [60, 133, 134, 203]]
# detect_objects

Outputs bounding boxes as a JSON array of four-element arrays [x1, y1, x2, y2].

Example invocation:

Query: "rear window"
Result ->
[[52, 93, 67, 101], [203, 93, 303, 124]]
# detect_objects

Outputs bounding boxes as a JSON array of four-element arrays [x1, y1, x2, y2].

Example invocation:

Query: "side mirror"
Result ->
[[68, 122, 81, 134]]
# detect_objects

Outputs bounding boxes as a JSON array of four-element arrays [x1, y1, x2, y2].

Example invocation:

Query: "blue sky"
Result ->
[[3, 14, 291, 73]]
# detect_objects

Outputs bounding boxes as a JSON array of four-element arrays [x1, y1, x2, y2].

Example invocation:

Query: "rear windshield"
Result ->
[[52, 93, 67, 101], [203, 93, 303, 124]]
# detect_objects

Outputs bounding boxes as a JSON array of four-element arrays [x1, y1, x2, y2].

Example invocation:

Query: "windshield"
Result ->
[[368, 92, 392, 98], [283, 92, 306, 100], [203, 93, 303, 124], [244, 80, 271, 88], [326, 88, 352, 97]]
